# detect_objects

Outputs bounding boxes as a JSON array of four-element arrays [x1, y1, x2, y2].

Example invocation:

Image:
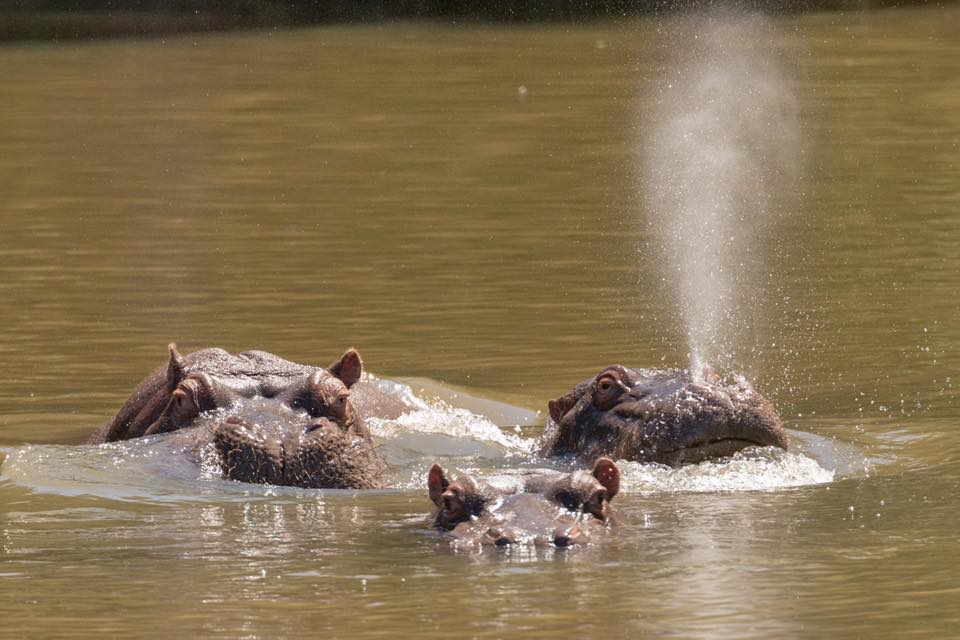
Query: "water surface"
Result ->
[[1, 6, 958, 638]]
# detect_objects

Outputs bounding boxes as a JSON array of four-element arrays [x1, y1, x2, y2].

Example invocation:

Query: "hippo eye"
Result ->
[[555, 490, 579, 511], [593, 374, 626, 410]]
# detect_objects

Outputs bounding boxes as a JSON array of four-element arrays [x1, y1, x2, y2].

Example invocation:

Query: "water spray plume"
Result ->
[[640, 13, 802, 380]]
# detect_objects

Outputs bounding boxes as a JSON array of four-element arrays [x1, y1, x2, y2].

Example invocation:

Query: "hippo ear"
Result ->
[[165, 343, 185, 392], [592, 457, 620, 500], [548, 391, 578, 425], [329, 348, 363, 388], [427, 464, 450, 506]]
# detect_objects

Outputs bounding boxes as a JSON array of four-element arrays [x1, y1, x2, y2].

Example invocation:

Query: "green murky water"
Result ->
[[1, 6, 958, 638]]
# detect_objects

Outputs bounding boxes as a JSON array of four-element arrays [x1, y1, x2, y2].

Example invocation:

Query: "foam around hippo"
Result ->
[[90, 344, 406, 488], [426, 458, 620, 547], [540, 365, 787, 466]]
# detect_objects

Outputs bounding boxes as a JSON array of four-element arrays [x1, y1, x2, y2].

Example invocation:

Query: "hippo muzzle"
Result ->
[[211, 409, 384, 489]]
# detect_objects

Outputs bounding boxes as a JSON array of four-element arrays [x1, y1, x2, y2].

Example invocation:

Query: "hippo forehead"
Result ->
[[471, 492, 602, 546], [558, 367, 677, 408], [564, 469, 605, 494], [588, 366, 743, 408], [493, 493, 573, 528], [190, 368, 345, 402], [606, 366, 685, 392], [181, 348, 338, 394]]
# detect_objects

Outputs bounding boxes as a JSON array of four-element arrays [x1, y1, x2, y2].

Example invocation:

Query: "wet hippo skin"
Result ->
[[541, 365, 787, 466], [90, 344, 406, 488], [426, 458, 620, 547]]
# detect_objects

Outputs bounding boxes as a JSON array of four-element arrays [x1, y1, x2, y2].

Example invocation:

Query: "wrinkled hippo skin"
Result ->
[[426, 458, 620, 547], [90, 344, 406, 489], [541, 365, 787, 466]]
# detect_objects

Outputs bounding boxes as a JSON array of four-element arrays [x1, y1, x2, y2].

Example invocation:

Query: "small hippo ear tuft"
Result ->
[[427, 464, 450, 506], [165, 343, 185, 391], [592, 457, 620, 500], [329, 348, 363, 388]]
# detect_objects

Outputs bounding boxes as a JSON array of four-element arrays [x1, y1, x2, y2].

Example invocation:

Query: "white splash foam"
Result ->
[[363, 373, 535, 454], [362, 373, 431, 411], [368, 407, 534, 455], [619, 448, 833, 493]]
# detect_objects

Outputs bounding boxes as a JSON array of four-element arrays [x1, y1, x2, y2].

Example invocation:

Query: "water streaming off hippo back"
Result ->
[[1, 7, 960, 639]]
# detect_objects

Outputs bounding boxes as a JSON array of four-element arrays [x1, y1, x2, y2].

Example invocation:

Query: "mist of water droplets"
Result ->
[[639, 13, 803, 377]]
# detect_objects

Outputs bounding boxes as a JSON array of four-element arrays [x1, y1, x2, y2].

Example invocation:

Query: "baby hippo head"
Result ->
[[537, 457, 620, 521], [426, 458, 621, 547]]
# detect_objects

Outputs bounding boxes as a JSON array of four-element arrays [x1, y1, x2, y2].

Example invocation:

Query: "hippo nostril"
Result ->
[[305, 421, 332, 434], [554, 525, 584, 547], [305, 417, 343, 434], [484, 527, 514, 547]]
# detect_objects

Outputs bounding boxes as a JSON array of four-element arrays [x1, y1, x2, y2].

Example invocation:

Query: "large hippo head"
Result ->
[[426, 458, 620, 547], [541, 366, 787, 466], [97, 345, 385, 489]]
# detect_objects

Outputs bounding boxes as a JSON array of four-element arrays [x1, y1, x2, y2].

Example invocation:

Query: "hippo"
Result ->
[[90, 344, 406, 488], [426, 458, 620, 547], [540, 365, 787, 466]]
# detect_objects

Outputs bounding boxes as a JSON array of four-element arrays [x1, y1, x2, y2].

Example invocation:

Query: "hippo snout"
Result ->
[[213, 417, 284, 486], [210, 414, 383, 489]]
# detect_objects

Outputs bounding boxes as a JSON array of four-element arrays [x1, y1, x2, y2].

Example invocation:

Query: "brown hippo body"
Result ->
[[426, 458, 620, 547], [541, 365, 787, 466], [91, 345, 407, 489]]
